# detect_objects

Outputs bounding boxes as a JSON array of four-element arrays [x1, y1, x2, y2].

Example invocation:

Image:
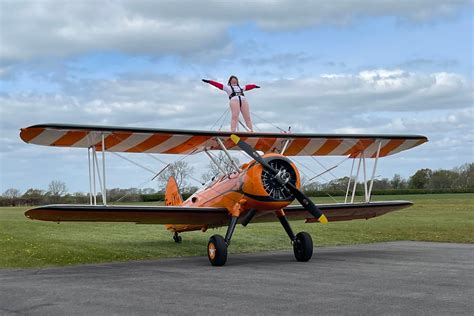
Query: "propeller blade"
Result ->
[[230, 135, 277, 173], [285, 182, 328, 224], [231, 134, 328, 224]]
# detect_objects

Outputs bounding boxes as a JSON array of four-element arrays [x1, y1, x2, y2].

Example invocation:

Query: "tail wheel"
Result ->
[[173, 233, 182, 243], [208, 234, 227, 266], [293, 232, 313, 262]]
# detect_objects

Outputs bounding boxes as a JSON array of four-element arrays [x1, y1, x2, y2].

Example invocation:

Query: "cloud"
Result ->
[[1, 68, 472, 191], [2, 69, 471, 131], [397, 58, 459, 70], [252, 69, 472, 115], [240, 53, 313, 69], [1, 0, 471, 63], [0, 1, 229, 63], [2, 69, 470, 134]]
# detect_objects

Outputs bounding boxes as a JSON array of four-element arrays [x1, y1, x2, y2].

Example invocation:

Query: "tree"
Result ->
[[390, 174, 406, 189], [429, 170, 458, 189], [2, 188, 21, 206], [322, 176, 350, 191], [409, 168, 432, 189], [71, 192, 88, 203], [464, 163, 474, 188], [302, 181, 322, 195], [371, 178, 391, 190], [201, 152, 240, 182], [141, 188, 156, 195], [48, 180, 68, 197], [22, 188, 45, 205], [182, 186, 199, 195], [454, 163, 474, 188], [158, 161, 194, 190], [3, 188, 21, 199]]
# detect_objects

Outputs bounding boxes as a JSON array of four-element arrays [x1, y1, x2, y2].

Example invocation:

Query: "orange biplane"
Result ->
[[20, 124, 427, 266]]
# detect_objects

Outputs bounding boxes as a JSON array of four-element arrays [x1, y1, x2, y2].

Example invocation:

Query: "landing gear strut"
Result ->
[[207, 216, 239, 266], [173, 232, 182, 243], [278, 213, 313, 262]]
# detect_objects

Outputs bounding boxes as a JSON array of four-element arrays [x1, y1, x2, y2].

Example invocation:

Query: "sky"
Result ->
[[0, 0, 473, 194]]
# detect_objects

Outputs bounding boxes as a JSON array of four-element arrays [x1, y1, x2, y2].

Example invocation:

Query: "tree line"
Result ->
[[303, 162, 474, 194], [1, 162, 472, 207]]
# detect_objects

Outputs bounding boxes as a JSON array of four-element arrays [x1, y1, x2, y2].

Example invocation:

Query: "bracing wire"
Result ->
[[209, 107, 230, 131], [251, 111, 286, 132]]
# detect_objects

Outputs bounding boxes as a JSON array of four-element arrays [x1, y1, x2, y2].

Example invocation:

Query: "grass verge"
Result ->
[[0, 193, 472, 268]]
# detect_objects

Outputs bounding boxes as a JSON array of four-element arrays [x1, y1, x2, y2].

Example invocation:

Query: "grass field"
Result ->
[[1, 193, 473, 268]]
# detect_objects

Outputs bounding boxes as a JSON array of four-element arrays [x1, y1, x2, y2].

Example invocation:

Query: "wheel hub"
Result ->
[[208, 242, 216, 260]]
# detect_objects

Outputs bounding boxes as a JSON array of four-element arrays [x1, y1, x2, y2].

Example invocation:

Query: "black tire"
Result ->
[[208, 234, 227, 266], [173, 234, 182, 243], [293, 232, 313, 262]]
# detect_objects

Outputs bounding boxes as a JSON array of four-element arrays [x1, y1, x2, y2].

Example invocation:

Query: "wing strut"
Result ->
[[343, 139, 383, 203], [88, 133, 108, 206], [101, 134, 107, 204], [367, 140, 382, 201], [216, 137, 240, 172]]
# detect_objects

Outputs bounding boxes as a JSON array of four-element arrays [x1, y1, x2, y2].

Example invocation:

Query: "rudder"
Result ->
[[165, 176, 183, 206]]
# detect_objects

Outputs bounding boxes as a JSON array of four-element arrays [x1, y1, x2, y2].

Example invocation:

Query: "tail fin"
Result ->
[[165, 176, 183, 206]]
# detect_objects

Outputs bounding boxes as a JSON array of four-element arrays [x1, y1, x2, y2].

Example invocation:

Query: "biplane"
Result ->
[[20, 124, 427, 266]]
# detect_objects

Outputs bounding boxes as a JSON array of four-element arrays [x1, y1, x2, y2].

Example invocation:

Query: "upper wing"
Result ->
[[20, 123, 427, 157]]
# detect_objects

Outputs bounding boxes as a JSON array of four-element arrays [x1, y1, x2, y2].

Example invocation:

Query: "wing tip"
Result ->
[[19, 127, 45, 143]]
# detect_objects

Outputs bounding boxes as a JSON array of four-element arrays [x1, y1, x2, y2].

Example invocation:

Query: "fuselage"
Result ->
[[167, 153, 301, 233]]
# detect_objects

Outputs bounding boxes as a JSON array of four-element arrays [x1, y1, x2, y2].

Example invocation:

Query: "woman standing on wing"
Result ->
[[203, 76, 260, 132]]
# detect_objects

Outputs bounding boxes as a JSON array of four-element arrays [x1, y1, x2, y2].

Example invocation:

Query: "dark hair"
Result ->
[[227, 75, 239, 86]]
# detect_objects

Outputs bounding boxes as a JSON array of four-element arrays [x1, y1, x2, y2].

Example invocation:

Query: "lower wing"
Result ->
[[25, 200, 412, 225]]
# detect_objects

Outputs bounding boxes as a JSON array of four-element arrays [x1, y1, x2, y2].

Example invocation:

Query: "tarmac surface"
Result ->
[[0, 241, 473, 315]]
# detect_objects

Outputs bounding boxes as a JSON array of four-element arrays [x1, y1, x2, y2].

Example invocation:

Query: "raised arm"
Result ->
[[243, 84, 261, 91], [202, 79, 224, 90]]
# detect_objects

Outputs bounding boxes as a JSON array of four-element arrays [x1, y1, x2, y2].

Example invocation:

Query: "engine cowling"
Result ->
[[241, 153, 301, 210]]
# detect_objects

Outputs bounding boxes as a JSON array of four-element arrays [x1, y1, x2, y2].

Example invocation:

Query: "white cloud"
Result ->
[[2, 69, 470, 134], [253, 69, 472, 114], [0, 1, 229, 62], [1, 68, 472, 191], [0, 0, 470, 62]]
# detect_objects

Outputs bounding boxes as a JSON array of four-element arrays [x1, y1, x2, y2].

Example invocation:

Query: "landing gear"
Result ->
[[208, 235, 227, 266], [293, 232, 313, 262], [207, 215, 239, 266], [277, 212, 313, 262], [173, 232, 182, 243]]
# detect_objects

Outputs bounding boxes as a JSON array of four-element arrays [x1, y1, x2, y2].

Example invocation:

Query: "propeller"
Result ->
[[230, 135, 328, 224]]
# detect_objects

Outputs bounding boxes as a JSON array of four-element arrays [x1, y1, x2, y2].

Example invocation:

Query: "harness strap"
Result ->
[[229, 85, 245, 100]]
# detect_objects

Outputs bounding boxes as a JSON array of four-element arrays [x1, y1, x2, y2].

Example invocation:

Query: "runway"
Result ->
[[1, 241, 472, 315]]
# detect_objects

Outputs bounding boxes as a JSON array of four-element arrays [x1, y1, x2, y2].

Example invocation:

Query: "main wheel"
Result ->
[[208, 234, 227, 266], [293, 232, 313, 262]]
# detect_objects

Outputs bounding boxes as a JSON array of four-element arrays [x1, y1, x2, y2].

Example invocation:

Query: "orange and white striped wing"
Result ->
[[20, 124, 427, 157]]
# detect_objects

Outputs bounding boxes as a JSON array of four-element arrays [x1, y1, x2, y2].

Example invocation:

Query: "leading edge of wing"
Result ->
[[21, 123, 428, 141], [25, 204, 229, 225], [20, 123, 428, 157]]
